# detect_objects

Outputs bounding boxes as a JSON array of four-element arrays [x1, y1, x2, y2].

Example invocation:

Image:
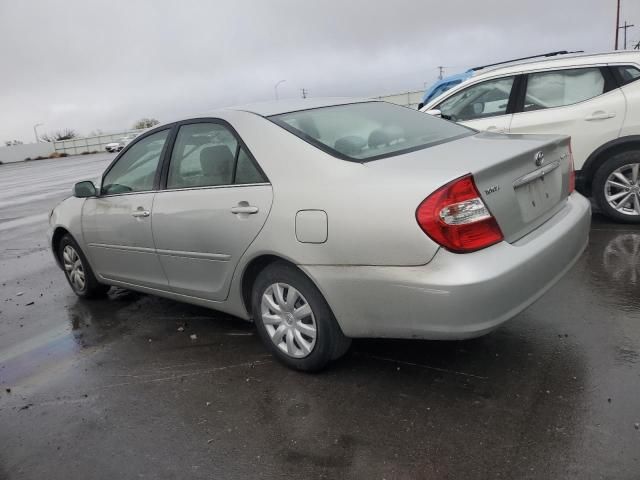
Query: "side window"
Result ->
[[102, 130, 168, 195], [235, 148, 265, 184], [436, 77, 514, 122], [614, 65, 640, 86], [523, 68, 605, 112], [167, 122, 265, 189]]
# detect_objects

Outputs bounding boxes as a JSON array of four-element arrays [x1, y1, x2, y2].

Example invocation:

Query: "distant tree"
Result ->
[[4, 139, 24, 146], [89, 129, 104, 136], [55, 129, 78, 140], [133, 118, 160, 130], [40, 129, 78, 142]]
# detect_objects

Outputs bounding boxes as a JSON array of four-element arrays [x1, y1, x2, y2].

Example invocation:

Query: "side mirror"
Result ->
[[73, 181, 97, 198], [425, 109, 442, 118]]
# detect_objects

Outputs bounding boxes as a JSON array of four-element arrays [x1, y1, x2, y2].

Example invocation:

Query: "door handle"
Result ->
[[231, 205, 259, 215], [131, 209, 150, 218], [585, 112, 616, 121]]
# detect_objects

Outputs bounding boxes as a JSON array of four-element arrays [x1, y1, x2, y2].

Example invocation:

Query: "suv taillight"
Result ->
[[568, 142, 575, 194], [416, 175, 504, 253]]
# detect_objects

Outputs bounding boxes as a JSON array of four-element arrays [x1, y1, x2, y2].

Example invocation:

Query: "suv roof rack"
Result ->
[[471, 50, 584, 71]]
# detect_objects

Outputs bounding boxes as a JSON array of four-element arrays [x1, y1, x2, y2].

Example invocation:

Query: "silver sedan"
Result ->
[[48, 98, 591, 371]]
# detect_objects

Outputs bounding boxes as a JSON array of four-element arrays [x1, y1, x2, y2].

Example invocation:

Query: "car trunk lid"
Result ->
[[365, 132, 573, 244]]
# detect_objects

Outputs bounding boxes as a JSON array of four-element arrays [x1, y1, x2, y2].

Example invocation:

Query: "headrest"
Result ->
[[200, 145, 234, 177], [334, 136, 366, 156]]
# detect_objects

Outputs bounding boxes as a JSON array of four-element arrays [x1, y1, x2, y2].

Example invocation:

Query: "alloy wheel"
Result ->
[[260, 282, 317, 358], [605, 163, 640, 216], [63, 245, 86, 292]]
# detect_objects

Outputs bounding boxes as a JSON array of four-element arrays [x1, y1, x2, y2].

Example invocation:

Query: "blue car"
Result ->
[[418, 70, 474, 109]]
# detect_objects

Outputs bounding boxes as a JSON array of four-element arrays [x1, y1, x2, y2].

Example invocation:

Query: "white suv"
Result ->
[[421, 51, 640, 223]]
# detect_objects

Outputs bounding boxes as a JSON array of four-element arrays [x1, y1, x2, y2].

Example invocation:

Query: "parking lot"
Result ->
[[0, 155, 639, 479]]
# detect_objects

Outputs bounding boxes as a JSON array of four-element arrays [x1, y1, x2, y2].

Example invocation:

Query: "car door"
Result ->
[[82, 129, 170, 289], [151, 120, 272, 301], [433, 75, 516, 133], [508, 67, 625, 170]]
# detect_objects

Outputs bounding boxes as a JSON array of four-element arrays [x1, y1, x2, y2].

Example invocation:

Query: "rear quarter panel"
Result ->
[[618, 73, 640, 137], [220, 110, 443, 268]]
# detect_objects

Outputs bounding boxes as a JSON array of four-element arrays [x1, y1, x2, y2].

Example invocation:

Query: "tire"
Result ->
[[59, 234, 110, 299], [251, 261, 351, 372], [593, 149, 640, 224]]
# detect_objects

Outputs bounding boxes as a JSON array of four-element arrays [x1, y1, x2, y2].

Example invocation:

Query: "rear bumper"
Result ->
[[301, 193, 591, 340]]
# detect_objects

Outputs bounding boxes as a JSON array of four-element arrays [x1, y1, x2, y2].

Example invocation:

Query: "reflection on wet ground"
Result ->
[[1, 159, 639, 479], [602, 232, 640, 284]]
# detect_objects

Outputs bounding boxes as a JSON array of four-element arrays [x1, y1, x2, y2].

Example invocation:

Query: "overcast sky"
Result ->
[[1, 0, 639, 142]]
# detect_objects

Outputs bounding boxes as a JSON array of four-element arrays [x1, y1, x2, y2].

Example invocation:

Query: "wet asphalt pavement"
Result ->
[[0, 155, 639, 479]]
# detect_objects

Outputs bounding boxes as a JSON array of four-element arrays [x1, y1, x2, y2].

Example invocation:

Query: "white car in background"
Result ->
[[105, 133, 139, 153], [105, 141, 121, 153], [421, 51, 640, 223]]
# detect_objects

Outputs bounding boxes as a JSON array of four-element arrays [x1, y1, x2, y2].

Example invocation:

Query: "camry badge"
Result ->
[[534, 151, 544, 167]]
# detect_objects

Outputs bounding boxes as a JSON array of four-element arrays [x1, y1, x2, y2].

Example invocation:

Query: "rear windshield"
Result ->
[[269, 101, 473, 162]]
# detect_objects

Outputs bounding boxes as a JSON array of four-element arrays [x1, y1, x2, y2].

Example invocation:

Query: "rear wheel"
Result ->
[[593, 150, 640, 223], [59, 234, 110, 298], [252, 262, 351, 372]]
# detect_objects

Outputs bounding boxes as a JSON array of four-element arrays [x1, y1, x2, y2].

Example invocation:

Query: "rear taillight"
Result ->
[[416, 175, 504, 253], [568, 142, 575, 194]]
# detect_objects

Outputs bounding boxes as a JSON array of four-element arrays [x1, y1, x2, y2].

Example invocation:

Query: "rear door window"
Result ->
[[167, 122, 266, 189], [613, 65, 640, 85], [523, 68, 606, 111]]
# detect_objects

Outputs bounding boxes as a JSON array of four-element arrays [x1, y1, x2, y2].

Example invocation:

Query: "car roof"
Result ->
[[151, 98, 380, 131], [226, 97, 373, 117], [471, 50, 640, 79]]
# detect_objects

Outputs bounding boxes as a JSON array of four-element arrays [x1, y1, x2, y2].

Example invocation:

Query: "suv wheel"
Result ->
[[593, 150, 640, 223], [252, 261, 351, 372]]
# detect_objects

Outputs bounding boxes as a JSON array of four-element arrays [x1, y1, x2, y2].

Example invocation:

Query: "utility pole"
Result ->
[[619, 21, 635, 50], [615, 0, 621, 50], [301, 88, 308, 99], [437, 66, 445, 80]]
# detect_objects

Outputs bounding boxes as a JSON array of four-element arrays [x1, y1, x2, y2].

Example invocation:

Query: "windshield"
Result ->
[[269, 101, 473, 162]]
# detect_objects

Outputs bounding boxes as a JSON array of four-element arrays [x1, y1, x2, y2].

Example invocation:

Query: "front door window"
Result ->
[[436, 77, 515, 122], [102, 130, 169, 195]]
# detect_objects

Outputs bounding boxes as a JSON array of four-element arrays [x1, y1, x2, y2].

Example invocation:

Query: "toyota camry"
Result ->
[[48, 98, 591, 371]]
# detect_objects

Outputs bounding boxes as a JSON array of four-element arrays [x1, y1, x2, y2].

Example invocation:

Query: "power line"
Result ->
[[619, 21, 635, 50]]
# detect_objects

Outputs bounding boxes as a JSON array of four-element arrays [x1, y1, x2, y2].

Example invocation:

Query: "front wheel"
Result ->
[[252, 262, 351, 372], [593, 150, 640, 223], [59, 234, 110, 298]]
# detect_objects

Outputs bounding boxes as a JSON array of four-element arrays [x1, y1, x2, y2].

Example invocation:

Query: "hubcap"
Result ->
[[63, 245, 86, 292], [605, 163, 640, 216], [260, 283, 317, 358]]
